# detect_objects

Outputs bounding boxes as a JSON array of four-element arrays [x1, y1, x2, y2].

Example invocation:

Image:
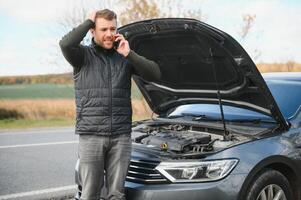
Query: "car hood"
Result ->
[[119, 18, 289, 130]]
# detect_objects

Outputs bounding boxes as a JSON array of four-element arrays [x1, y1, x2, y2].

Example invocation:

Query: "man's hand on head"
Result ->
[[114, 34, 130, 57]]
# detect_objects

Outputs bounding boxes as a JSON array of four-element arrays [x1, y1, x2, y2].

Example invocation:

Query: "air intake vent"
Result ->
[[126, 159, 168, 184]]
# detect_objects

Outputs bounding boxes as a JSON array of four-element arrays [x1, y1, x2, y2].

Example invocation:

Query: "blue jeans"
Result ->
[[78, 134, 132, 200]]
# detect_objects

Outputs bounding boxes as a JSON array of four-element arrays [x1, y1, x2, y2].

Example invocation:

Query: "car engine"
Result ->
[[141, 130, 212, 152], [132, 123, 241, 156]]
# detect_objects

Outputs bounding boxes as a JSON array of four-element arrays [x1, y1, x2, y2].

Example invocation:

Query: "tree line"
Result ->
[[0, 73, 74, 85]]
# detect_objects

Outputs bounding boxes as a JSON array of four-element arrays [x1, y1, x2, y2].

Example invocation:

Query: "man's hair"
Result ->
[[95, 9, 117, 21]]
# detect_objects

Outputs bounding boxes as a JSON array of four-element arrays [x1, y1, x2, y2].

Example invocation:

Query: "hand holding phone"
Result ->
[[113, 40, 120, 49], [114, 33, 130, 57]]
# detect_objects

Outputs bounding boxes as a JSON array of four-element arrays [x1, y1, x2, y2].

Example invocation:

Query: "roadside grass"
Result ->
[[0, 99, 76, 120], [257, 63, 301, 73], [0, 99, 151, 129]]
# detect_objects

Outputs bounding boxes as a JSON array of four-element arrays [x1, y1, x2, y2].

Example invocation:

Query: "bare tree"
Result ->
[[286, 60, 295, 72], [159, 0, 207, 21], [240, 14, 256, 40], [119, 0, 161, 25], [239, 14, 261, 63], [119, 0, 206, 25]]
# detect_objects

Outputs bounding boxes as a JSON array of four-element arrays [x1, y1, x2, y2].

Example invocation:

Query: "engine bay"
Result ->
[[132, 122, 251, 157], [140, 130, 211, 152]]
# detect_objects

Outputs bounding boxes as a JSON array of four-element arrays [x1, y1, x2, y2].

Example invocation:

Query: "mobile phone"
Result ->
[[113, 40, 120, 49], [113, 32, 120, 49]]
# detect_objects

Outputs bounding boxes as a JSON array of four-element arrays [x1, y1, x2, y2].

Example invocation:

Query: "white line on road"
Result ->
[[0, 141, 78, 149], [0, 128, 74, 136], [0, 185, 76, 200]]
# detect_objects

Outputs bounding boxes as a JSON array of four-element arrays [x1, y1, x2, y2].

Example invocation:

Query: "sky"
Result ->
[[0, 0, 300, 76]]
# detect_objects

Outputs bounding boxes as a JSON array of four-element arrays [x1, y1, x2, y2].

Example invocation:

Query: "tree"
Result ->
[[286, 60, 295, 72], [119, 0, 161, 25], [240, 14, 256, 40], [239, 14, 261, 62], [119, 0, 206, 25]]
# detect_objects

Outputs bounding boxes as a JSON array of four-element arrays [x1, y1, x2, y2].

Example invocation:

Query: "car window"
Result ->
[[168, 104, 273, 121], [168, 79, 301, 121], [266, 80, 301, 119]]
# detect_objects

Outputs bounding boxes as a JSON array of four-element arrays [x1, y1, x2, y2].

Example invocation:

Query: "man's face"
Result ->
[[91, 17, 117, 49]]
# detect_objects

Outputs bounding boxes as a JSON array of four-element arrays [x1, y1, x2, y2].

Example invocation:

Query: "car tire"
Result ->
[[245, 169, 294, 200]]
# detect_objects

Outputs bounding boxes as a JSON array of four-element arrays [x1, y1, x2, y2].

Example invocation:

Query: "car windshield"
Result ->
[[266, 79, 301, 119], [167, 104, 274, 122], [168, 78, 301, 121]]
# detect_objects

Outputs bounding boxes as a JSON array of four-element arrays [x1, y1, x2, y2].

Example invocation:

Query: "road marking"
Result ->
[[0, 185, 76, 200], [0, 141, 78, 149], [0, 128, 74, 136]]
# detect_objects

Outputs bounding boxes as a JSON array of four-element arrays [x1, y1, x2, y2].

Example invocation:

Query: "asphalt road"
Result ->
[[0, 127, 78, 200]]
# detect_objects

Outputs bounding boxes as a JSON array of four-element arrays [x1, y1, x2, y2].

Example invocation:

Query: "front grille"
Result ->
[[126, 159, 168, 184]]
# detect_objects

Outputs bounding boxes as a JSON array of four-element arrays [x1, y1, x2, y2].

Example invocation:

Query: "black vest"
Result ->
[[74, 44, 133, 135]]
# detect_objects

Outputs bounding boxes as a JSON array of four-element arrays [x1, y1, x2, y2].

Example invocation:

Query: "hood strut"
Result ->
[[210, 48, 231, 141]]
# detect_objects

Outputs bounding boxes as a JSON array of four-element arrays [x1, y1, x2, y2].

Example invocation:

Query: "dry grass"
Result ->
[[257, 62, 301, 73], [0, 99, 151, 121], [0, 99, 75, 120]]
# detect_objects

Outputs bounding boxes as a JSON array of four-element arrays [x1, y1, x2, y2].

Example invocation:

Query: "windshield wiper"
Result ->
[[226, 118, 277, 124], [192, 117, 277, 124], [167, 113, 207, 119], [168, 113, 226, 123], [168, 113, 276, 124]]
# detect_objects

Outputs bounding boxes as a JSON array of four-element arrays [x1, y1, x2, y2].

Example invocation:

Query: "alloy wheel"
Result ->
[[256, 184, 287, 200]]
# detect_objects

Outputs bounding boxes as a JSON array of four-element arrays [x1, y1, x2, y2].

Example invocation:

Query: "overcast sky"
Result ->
[[0, 0, 300, 76]]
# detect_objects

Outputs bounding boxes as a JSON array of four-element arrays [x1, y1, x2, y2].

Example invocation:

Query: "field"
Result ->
[[0, 83, 142, 99], [0, 84, 74, 99]]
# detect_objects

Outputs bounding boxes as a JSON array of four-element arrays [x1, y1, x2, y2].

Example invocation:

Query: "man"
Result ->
[[59, 9, 161, 200]]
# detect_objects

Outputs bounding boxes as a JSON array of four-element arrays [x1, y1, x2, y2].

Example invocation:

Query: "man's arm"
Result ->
[[59, 13, 95, 68], [126, 51, 161, 82], [114, 34, 161, 82]]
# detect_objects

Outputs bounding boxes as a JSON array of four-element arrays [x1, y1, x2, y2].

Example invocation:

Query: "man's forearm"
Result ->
[[59, 20, 94, 48], [59, 20, 94, 68], [127, 50, 161, 81]]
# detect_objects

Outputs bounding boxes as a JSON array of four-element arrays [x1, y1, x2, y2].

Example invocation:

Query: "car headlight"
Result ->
[[155, 159, 238, 183]]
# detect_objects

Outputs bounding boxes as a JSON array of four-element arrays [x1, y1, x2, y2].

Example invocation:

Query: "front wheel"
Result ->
[[245, 169, 294, 200]]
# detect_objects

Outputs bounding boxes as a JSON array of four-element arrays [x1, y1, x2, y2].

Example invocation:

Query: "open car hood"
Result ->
[[118, 18, 289, 130]]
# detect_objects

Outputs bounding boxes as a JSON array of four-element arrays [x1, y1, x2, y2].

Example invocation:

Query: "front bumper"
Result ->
[[125, 173, 247, 200]]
